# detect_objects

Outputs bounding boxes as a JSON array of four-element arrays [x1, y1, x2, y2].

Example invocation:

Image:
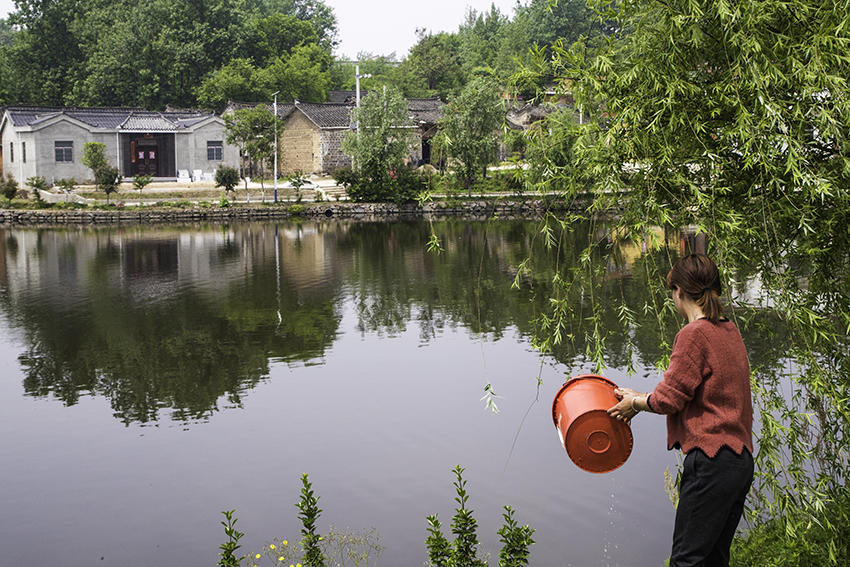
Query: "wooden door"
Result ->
[[135, 145, 159, 176]]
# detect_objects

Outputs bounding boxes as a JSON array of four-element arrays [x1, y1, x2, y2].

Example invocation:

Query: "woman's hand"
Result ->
[[607, 387, 643, 422]]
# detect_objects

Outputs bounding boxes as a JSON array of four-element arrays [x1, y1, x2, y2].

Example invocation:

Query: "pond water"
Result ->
[[0, 220, 716, 567]]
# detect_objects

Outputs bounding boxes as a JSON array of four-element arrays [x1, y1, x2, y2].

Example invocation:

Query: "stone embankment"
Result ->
[[0, 199, 584, 226]]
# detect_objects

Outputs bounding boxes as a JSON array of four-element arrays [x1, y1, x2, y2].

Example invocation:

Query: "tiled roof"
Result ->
[[295, 102, 353, 129], [275, 103, 296, 120], [120, 114, 179, 131], [408, 97, 444, 125], [327, 90, 364, 104], [326, 92, 444, 125], [3, 106, 217, 131]]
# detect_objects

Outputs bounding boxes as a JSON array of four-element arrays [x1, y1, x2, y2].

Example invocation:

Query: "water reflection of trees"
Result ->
[[0, 221, 798, 426], [1, 226, 343, 425]]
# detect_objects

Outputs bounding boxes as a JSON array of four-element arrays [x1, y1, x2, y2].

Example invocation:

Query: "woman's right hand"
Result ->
[[608, 388, 644, 421]]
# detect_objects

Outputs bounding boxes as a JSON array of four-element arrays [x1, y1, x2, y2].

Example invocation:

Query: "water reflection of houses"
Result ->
[[0, 229, 255, 300]]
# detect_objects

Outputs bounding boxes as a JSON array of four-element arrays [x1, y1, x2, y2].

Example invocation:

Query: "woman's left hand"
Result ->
[[607, 387, 642, 422]]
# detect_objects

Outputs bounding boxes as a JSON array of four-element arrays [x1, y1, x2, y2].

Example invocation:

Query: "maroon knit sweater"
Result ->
[[648, 318, 754, 457]]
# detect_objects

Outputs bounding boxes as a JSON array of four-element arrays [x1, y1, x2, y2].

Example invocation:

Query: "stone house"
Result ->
[[274, 94, 445, 175], [0, 106, 239, 184]]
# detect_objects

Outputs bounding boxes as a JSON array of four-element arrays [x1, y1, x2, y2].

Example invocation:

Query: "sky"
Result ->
[[0, 0, 522, 60]]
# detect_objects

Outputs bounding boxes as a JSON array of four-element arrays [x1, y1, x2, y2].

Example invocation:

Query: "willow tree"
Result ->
[[433, 76, 505, 195], [342, 86, 415, 202], [521, 0, 849, 563]]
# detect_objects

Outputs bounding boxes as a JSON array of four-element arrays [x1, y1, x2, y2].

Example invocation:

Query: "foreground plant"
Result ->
[[296, 473, 326, 567], [426, 465, 534, 567], [218, 509, 246, 567]]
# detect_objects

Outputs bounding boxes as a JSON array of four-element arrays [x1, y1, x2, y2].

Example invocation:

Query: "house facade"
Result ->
[[0, 106, 239, 184], [271, 94, 444, 175]]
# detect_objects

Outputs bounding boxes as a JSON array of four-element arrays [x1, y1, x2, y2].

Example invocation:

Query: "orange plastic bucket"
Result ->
[[552, 374, 633, 473]]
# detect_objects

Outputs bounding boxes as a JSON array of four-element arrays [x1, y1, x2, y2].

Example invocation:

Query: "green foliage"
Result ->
[[425, 466, 486, 567], [94, 166, 121, 204], [56, 178, 77, 193], [197, 58, 264, 111], [82, 143, 121, 203], [731, 487, 850, 566], [132, 175, 152, 197], [520, 0, 850, 560], [342, 87, 417, 202], [433, 77, 505, 194], [497, 506, 535, 567], [1, 175, 19, 201], [25, 176, 48, 191], [241, 12, 319, 67], [218, 509, 246, 567], [215, 166, 240, 194], [81, 142, 108, 174], [296, 473, 326, 567], [225, 105, 281, 183], [425, 466, 535, 567], [331, 166, 358, 189], [0, 0, 338, 109], [405, 30, 465, 100], [25, 176, 47, 203], [257, 43, 332, 103]]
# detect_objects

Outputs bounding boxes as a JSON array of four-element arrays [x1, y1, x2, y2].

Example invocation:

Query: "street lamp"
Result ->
[[272, 91, 280, 202], [355, 65, 371, 133]]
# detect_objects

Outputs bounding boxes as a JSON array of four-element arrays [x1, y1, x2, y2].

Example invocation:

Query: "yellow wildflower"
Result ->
[[256, 554, 261, 559], [282, 540, 288, 546], [270, 544, 276, 550]]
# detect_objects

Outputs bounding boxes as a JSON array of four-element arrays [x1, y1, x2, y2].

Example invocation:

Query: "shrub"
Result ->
[[133, 174, 152, 197], [215, 166, 240, 194], [296, 474, 326, 567], [218, 510, 245, 567], [731, 487, 850, 566], [1, 175, 19, 201], [425, 466, 534, 567]]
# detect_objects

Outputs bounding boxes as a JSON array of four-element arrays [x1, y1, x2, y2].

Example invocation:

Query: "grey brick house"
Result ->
[[228, 94, 444, 176], [0, 106, 240, 184]]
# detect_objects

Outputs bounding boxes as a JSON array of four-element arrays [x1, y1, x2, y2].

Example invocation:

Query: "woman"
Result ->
[[608, 254, 754, 567]]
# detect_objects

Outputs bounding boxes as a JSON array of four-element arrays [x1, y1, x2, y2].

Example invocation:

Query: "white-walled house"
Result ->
[[0, 106, 240, 184]]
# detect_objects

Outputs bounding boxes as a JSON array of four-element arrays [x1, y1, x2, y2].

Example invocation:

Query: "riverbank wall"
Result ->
[[0, 199, 588, 226]]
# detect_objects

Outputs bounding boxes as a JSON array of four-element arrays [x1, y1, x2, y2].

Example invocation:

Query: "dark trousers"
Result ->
[[670, 446, 754, 567]]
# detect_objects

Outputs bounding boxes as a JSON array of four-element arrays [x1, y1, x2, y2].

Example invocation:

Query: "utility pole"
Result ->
[[272, 91, 280, 202], [355, 65, 371, 134]]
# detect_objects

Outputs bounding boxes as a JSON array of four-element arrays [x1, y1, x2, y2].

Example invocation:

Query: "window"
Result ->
[[9, 142, 13, 163], [55, 141, 73, 162], [207, 140, 223, 161], [22, 142, 26, 163]]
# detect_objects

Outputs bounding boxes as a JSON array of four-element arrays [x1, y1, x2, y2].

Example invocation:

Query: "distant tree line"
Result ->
[[0, 0, 611, 110]]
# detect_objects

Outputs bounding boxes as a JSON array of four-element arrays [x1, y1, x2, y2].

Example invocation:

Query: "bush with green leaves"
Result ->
[[296, 473, 326, 567], [218, 510, 246, 567], [342, 86, 416, 203], [1, 174, 19, 201], [133, 174, 152, 198], [95, 166, 121, 204], [731, 485, 850, 566], [426, 466, 534, 567], [215, 166, 240, 194]]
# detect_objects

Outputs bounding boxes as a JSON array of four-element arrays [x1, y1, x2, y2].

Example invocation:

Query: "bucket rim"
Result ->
[[551, 374, 619, 425]]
